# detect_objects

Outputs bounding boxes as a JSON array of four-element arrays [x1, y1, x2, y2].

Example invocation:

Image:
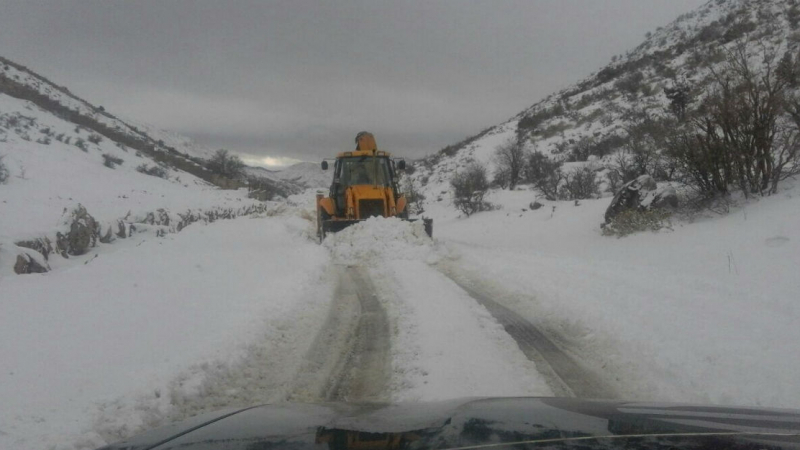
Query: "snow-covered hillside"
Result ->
[[0, 55, 289, 277], [0, 56, 216, 164], [410, 0, 800, 209]]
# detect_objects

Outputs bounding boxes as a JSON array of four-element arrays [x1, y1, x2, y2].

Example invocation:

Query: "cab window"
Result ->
[[340, 157, 390, 186]]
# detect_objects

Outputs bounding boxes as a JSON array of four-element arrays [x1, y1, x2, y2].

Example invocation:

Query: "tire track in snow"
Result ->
[[290, 266, 391, 402], [440, 268, 616, 399]]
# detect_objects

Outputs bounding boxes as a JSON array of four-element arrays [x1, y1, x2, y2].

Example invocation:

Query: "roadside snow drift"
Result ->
[[427, 182, 800, 409], [0, 214, 333, 450]]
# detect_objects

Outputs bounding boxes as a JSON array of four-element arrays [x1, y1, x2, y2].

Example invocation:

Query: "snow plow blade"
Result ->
[[319, 217, 432, 241]]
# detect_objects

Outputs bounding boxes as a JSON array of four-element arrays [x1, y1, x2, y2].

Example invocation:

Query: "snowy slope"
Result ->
[[0, 56, 216, 163], [0, 54, 307, 276], [410, 0, 799, 208]]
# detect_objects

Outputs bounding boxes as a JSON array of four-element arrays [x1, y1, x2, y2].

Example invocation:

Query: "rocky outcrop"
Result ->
[[56, 204, 100, 256], [604, 175, 678, 223], [14, 252, 49, 274], [15, 237, 53, 261]]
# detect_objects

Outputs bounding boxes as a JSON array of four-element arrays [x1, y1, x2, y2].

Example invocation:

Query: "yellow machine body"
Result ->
[[315, 132, 432, 241]]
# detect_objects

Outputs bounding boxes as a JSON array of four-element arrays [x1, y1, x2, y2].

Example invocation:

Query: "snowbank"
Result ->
[[0, 214, 334, 450], [433, 181, 800, 408]]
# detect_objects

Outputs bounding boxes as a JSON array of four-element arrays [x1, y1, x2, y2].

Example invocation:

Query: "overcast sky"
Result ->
[[0, 0, 706, 167]]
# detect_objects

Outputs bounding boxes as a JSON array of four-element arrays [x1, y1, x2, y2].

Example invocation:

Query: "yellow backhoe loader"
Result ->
[[316, 132, 432, 242]]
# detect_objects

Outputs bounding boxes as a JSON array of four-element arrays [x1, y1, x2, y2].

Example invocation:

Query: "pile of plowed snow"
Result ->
[[323, 217, 438, 264]]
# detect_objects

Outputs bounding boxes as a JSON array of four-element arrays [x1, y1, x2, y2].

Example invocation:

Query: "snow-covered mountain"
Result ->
[[247, 161, 331, 191], [0, 56, 296, 274], [410, 0, 800, 207]]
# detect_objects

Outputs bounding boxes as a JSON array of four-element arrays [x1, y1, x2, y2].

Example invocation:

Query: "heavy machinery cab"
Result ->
[[329, 153, 401, 216], [336, 154, 393, 188], [316, 132, 431, 242]]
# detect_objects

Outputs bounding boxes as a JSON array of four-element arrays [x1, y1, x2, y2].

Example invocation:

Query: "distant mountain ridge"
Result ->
[[0, 55, 232, 185]]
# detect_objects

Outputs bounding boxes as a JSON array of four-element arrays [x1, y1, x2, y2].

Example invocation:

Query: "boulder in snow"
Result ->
[[57, 205, 100, 256], [14, 252, 49, 274], [15, 237, 53, 261]]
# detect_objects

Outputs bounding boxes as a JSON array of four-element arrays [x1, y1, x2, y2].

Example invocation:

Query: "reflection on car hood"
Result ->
[[98, 397, 800, 450]]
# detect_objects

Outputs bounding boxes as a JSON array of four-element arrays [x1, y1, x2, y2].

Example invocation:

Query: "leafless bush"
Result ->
[[400, 177, 426, 215], [614, 70, 645, 96], [666, 44, 799, 196], [524, 151, 562, 200], [136, 163, 168, 179], [451, 163, 491, 216], [559, 166, 600, 200], [87, 133, 103, 144], [492, 138, 526, 189], [102, 153, 124, 169]]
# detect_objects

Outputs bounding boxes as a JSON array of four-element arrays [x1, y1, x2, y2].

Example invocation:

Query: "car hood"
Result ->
[[99, 397, 800, 450]]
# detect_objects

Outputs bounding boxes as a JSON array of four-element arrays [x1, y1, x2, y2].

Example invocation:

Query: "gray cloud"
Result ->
[[0, 0, 706, 165]]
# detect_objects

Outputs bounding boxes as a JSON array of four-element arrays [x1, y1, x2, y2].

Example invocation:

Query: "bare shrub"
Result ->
[[87, 133, 103, 144], [559, 166, 600, 200], [102, 153, 124, 169], [569, 134, 627, 162], [451, 163, 491, 216], [136, 163, 168, 178], [400, 177, 426, 215], [492, 138, 526, 189], [524, 151, 562, 200], [666, 44, 799, 196], [614, 70, 645, 96]]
